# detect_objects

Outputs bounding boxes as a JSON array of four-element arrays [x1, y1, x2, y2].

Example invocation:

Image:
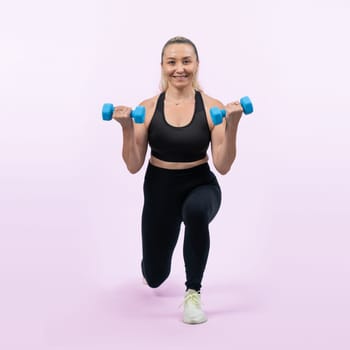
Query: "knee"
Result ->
[[145, 278, 165, 288], [142, 261, 170, 288], [182, 204, 209, 226], [144, 273, 168, 288]]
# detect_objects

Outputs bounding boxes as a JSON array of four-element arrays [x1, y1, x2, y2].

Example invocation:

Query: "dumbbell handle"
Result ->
[[102, 103, 145, 123]]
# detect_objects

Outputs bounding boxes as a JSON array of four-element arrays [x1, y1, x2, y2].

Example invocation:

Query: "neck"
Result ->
[[165, 86, 196, 105]]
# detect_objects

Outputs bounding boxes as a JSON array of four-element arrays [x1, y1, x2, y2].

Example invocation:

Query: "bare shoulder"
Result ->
[[200, 91, 225, 110], [138, 94, 161, 127], [139, 94, 159, 109], [199, 91, 225, 131]]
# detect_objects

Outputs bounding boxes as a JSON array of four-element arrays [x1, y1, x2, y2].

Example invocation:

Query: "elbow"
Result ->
[[214, 156, 236, 175], [217, 165, 231, 175], [126, 164, 142, 174], [128, 168, 139, 174], [123, 154, 144, 174], [126, 158, 145, 174], [213, 160, 232, 175]]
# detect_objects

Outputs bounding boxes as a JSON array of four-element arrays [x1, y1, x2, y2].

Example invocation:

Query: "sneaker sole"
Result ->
[[183, 316, 208, 325]]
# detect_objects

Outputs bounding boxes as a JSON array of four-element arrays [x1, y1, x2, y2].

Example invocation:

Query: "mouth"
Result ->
[[173, 75, 188, 79]]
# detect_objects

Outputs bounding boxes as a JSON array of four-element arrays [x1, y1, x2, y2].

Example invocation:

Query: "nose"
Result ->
[[175, 63, 185, 72]]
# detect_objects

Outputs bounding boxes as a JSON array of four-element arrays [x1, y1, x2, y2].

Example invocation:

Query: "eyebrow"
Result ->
[[166, 56, 193, 60]]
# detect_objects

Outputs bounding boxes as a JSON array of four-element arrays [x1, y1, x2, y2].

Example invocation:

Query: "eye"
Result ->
[[183, 59, 192, 64], [167, 60, 175, 65]]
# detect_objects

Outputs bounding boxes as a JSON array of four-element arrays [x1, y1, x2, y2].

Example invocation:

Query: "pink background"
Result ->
[[1, 0, 349, 349]]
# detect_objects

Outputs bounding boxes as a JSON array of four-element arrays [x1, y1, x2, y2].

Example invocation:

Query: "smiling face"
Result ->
[[161, 43, 199, 90]]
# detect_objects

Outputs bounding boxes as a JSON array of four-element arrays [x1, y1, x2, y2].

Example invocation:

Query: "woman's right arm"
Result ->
[[113, 99, 155, 174]]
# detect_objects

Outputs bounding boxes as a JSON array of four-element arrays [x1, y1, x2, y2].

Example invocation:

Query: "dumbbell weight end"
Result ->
[[240, 96, 253, 114]]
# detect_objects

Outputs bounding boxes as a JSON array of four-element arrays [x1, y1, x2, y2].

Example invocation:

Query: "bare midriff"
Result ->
[[150, 155, 208, 170]]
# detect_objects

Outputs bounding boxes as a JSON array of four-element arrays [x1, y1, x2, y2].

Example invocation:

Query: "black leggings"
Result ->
[[141, 162, 221, 291]]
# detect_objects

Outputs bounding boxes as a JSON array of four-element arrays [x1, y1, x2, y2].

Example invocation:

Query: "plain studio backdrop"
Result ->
[[1, 0, 349, 349]]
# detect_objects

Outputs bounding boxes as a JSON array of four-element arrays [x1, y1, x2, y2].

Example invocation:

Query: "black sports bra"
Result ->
[[148, 90, 211, 162]]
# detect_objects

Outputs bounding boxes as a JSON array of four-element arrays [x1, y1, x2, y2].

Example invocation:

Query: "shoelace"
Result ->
[[179, 291, 204, 309]]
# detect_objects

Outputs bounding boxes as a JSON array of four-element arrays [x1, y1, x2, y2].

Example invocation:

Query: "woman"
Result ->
[[113, 36, 243, 324]]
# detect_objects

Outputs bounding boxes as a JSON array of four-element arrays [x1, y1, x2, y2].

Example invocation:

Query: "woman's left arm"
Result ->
[[209, 99, 243, 175]]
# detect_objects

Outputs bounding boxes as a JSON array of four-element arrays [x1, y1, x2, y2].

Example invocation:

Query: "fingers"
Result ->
[[113, 106, 132, 120], [227, 101, 241, 107], [114, 106, 129, 112], [226, 101, 243, 113]]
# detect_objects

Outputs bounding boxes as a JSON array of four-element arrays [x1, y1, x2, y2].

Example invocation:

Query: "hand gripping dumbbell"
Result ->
[[102, 103, 146, 123], [210, 96, 253, 125]]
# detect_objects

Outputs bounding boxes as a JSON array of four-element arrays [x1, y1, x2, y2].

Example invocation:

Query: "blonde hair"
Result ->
[[159, 36, 201, 92]]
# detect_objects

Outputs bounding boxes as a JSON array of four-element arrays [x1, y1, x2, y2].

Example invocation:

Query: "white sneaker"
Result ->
[[182, 289, 208, 324]]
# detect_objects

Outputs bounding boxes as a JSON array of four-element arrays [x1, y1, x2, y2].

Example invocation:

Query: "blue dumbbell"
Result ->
[[102, 103, 146, 123], [210, 96, 253, 126]]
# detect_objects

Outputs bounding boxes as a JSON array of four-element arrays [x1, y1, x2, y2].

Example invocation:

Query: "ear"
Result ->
[[196, 60, 200, 70], [195, 62, 200, 73]]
